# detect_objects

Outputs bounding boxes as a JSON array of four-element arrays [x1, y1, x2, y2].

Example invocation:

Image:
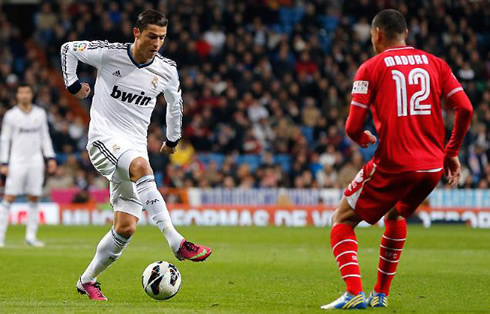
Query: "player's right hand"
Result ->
[[74, 83, 91, 99], [0, 165, 8, 176], [444, 155, 461, 187]]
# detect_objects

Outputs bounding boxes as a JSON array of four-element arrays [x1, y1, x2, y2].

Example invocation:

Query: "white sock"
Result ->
[[26, 201, 39, 242], [135, 175, 184, 252], [0, 200, 12, 244], [80, 227, 130, 283]]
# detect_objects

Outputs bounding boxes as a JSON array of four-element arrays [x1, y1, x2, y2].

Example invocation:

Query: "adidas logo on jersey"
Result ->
[[112, 70, 122, 77], [110, 85, 152, 106]]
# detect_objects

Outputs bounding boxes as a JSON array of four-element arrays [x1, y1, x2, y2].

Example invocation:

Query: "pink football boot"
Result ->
[[77, 278, 108, 301], [174, 239, 212, 262]]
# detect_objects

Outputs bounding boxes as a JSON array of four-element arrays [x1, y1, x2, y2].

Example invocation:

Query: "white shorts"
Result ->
[[87, 138, 148, 219], [5, 163, 45, 196]]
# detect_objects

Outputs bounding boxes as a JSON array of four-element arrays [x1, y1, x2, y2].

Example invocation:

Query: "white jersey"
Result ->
[[60, 40, 183, 150], [0, 105, 55, 165]]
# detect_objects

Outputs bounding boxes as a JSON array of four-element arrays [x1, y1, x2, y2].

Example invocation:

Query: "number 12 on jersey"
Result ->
[[392, 68, 431, 117]]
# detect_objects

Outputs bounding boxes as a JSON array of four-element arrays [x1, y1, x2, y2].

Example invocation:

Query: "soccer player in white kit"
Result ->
[[61, 9, 212, 301], [0, 84, 57, 247]]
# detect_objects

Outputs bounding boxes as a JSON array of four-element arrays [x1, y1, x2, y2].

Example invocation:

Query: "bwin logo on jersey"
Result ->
[[110, 85, 152, 106], [19, 127, 40, 134]]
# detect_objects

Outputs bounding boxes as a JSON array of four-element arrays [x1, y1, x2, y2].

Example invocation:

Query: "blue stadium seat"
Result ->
[[279, 7, 305, 27], [310, 163, 323, 177], [237, 154, 262, 172], [55, 152, 81, 165], [56, 153, 68, 165], [300, 126, 314, 147], [279, 8, 293, 25], [274, 154, 292, 173], [208, 153, 225, 169], [197, 153, 210, 165], [292, 8, 305, 24], [318, 33, 331, 52], [320, 15, 340, 32], [198, 153, 225, 169], [359, 145, 376, 161], [282, 24, 293, 35], [270, 24, 283, 34], [154, 171, 163, 187]]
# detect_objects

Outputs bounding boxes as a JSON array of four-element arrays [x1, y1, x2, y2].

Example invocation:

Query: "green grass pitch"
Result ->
[[0, 225, 488, 313]]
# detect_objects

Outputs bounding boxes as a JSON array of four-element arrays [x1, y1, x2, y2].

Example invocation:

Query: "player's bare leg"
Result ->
[[367, 207, 406, 308], [321, 198, 366, 310], [0, 194, 15, 247], [25, 195, 44, 247], [78, 211, 135, 301], [130, 157, 211, 261]]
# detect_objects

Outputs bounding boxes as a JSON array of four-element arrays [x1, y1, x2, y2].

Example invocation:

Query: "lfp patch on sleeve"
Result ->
[[74, 42, 87, 52], [352, 81, 369, 94]]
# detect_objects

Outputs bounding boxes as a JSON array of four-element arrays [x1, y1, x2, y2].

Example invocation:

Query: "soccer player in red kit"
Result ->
[[321, 9, 473, 310]]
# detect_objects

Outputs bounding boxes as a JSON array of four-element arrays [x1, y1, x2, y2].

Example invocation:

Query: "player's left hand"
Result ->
[[47, 159, 57, 174], [444, 155, 461, 187], [74, 83, 91, 99], [160, 142, 176, 155], [0, 165, 8, 176], [360, 130, 377, 148]]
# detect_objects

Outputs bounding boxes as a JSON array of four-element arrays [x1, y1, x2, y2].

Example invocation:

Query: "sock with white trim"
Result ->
[[0, 200, 12, 245], [135, 175, 184, 252], [330, 223, 362, 295], [25, 201, 40, 242], [80, 227, 130, 283], [374, 218, 406, 295]]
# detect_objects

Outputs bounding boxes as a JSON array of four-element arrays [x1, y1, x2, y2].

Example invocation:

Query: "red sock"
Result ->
[[374, 219, 407, 295], [330, 224, 362, 295]]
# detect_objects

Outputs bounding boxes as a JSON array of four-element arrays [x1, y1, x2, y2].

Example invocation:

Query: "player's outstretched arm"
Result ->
[[60, 40, 105, 97], [345, 105, 376, 148], [0, 112, 12, 174], [40, 110, 57, 174], [443, 91, 473, 186], [162, 66, 183, 153]]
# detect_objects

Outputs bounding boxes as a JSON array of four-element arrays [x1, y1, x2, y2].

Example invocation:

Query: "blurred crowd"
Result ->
[[0, 0, 489, 197]]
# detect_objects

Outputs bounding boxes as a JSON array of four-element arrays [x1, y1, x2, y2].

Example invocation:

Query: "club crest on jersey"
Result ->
[[352, 81, 368, 94], [74, 42, 87, 52], [151, 76, 158, 89], [112, 144, 120, 152]]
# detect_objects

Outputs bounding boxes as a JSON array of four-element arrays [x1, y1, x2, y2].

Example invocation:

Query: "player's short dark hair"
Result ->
[[17, 83, 32, 91], [372, 9, 407, 40], [135, 9, 168, 31]]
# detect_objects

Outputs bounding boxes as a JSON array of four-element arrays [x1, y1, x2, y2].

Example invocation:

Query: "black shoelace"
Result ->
[[183, 241, 199, 253], [93, 282, 104, 297]]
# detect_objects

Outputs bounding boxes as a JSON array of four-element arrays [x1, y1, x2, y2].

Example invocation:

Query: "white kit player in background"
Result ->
[[0, 84, 57, 247], [61, 9, 212, 301]]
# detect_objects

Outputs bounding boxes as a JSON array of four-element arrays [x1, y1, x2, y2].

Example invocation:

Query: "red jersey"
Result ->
[[348, 46, 464, 173]]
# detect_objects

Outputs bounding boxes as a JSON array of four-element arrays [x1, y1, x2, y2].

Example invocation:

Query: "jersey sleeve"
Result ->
[[0, 113, 13, 164], [60, 40, 106, 94], [350, 62, 375, 110], [346, 61, 375, 145], [163, 66, 183, 147], [40, 110, 56, 159], [441, 61, 463, 100]]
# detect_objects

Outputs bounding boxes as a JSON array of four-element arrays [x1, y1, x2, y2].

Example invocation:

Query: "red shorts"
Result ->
[[344, 160, 443, 224]]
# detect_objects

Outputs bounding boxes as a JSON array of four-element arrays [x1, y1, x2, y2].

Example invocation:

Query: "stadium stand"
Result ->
[[0, 0, 488, 197]]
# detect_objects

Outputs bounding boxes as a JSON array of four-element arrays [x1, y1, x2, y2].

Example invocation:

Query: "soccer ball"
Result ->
[[142, 261, 182, 300]]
